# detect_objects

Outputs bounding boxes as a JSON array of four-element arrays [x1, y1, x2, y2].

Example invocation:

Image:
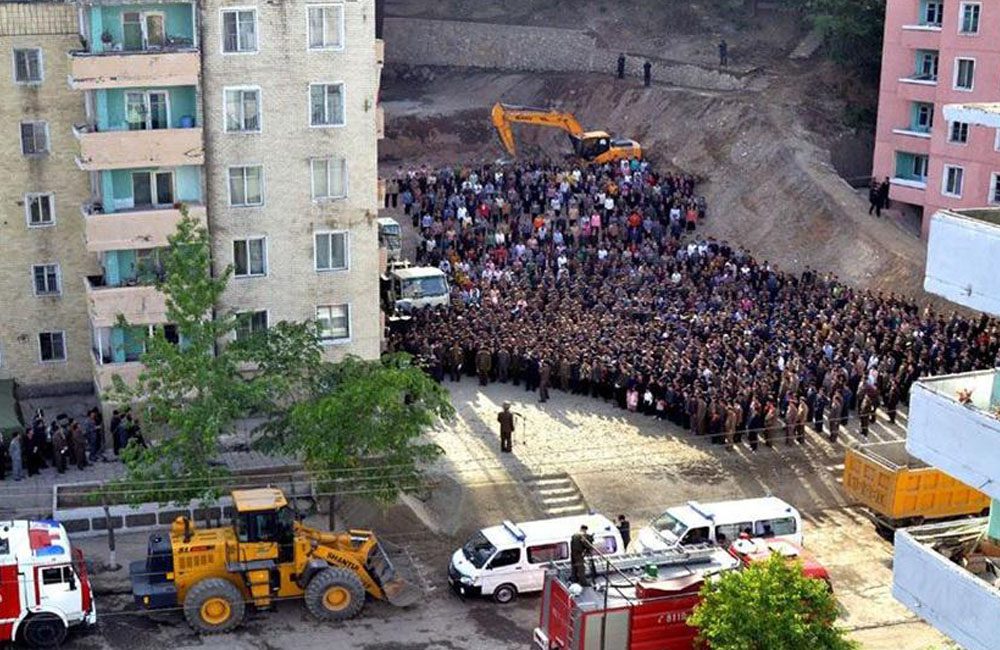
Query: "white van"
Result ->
[[448, 514, 623, 603], [630, 497, 802, 553]]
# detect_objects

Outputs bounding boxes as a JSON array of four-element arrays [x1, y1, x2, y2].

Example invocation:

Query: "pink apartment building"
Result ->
[[872, 0, 1000, 237]]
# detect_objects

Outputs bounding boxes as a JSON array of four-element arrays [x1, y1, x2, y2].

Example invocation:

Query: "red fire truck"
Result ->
[[0, 520, 96, 648], [533, 543, 740, 650]]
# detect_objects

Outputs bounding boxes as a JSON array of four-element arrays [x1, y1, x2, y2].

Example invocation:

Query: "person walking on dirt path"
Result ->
[[643, 60, 652, 87], [868, 179, 880, 216], [617, 53, 626, 79], [497, 402, 517, 453], [719, 39, 728, 66], [877, 177, 891, 215]]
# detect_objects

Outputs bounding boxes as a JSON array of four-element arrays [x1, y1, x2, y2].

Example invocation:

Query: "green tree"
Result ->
[[104, 210, 453, 513], [257, 353, 454, 528], [688, 554, 857, 650], [809, 0, 886, 85]]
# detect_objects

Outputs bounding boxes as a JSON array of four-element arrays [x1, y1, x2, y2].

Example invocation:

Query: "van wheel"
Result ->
[[21, 613, 67, 648], [493, 583, 517, 604]]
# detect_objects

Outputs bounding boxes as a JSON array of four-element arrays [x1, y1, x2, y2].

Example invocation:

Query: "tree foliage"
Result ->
[[808, 0, 886, 85], [688, 554, 857, 650], [105, 210, 453, 509]]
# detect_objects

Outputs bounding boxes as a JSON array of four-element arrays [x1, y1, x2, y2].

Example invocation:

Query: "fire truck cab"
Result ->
[[0, 520, 96, 648]]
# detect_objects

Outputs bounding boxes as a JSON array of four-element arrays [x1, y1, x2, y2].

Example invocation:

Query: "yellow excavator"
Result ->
[[490, 102, 642, 164], [130, 487, 420, 633]]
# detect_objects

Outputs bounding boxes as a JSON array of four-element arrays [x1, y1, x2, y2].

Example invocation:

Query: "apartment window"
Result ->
[[913, 155, 929, 180], [132, 171, 174, 207], [948, 121, 970, 144], [38, 332, 66, 363], [954, 58, 975, 90], [13, 48, 42, 84], [32, 264, 60, 296], [316, 304, 350, 341], [913, 102, 934, 132], [922, 0, 944, 25], [959, 2, 981, 33], [229, 166, 263, 206], [25, 193, 54, 226], [224, 87, 260, 132], [20, 121, 48, 155], [222, 8, 257, 53], [125, 91, 170, 130], [308, 5, 345, 50], [315, 232, 348, 271], [991, 173, 1000, 204], [310, 83, 345, 127], [943, 165, 964, 197], [122, 11, 166, 51], [915, 50, 939, 81], [233, 238, 266, 277], [311, 158, 347, 200], [236, 310, 268, 340]]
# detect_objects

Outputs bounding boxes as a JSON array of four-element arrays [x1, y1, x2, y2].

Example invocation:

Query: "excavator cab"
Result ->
[[570, 131, 614, 160]]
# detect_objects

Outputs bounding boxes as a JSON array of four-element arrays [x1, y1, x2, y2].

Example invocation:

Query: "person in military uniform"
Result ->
[[475, 347, 492, 387], [497, 402, 519, 453]]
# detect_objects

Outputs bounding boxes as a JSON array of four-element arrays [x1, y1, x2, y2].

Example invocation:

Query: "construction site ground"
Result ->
[[48, 3, 958, 648]]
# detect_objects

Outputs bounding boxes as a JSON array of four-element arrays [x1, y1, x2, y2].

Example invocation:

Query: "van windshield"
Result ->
[[462, 531, 497, 569], [651, 512, 686, 540]]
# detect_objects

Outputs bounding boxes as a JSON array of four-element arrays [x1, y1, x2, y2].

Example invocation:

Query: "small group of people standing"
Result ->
[[616, 53, 654, 87], [868, 177, 891, 218], [0, 407, 145, 482]]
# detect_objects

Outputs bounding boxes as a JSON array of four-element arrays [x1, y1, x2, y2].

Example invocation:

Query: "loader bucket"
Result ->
[[367, 538, 423, 607]]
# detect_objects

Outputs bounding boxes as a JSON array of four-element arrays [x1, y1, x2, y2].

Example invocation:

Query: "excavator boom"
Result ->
[[491, 102, 585, 157]]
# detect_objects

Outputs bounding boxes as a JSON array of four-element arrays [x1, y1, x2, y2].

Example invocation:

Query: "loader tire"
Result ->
[[183, 578, 246, 634], [305, 568, 366, 621]]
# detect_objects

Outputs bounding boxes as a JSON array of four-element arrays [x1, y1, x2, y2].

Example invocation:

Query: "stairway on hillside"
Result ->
[[522, 472, 588, 517]]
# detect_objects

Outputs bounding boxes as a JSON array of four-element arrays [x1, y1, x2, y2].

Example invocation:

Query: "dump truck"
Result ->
[[491, 102, 642, 165], [130, 488, 420, 633], [381, 262, 451, 320], [843, 440, 991, 537]]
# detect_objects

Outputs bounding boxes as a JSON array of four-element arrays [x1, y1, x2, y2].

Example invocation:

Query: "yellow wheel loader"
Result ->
[[130, 488, 420, 633]]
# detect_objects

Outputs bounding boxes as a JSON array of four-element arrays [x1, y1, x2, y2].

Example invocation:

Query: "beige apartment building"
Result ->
[[201, 0, 384, 360], [0, 0, 384, 398], [0, 2, 99, 395]]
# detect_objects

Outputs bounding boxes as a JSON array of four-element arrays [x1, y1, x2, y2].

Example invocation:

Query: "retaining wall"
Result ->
[[383, 17, 747, 91]]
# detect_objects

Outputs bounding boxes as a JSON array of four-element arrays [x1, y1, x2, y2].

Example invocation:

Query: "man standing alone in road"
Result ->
[[497, 402, 517, 453], [617, 53, 626, 79], [643, 61, 652, 87], [718, 39, 728, 66]]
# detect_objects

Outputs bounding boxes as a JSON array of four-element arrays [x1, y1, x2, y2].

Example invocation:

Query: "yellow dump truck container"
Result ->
[[843, 440, 990, 535]]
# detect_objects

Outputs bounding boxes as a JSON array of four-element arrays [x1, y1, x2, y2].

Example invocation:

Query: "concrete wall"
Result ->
[[383, 17, 746, 92], [201, 0, 381, 360], [0, 2, 100, 395]]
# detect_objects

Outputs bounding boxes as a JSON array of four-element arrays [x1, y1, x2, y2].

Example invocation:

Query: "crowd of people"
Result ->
[[0, 408, 145, 481], [387, 159, 1000, 451]]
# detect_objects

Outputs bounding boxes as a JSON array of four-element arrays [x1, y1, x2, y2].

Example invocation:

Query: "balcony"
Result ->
[[85, 276, 168, 328], [68, 49, 199, 90], [924, 208, 1000, 315], [891, 127, 932, 140], [92, 355, 144, 395], [82, 202, 206, 252], [893, 519, 1000, 650], [376, 105, 385, 139], [74, 124, 203, 170], [375, 38, 384, 66], [907, 369, 1000, 501]]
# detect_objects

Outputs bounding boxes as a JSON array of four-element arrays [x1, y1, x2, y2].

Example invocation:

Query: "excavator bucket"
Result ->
[[367, 538, 423, 607]]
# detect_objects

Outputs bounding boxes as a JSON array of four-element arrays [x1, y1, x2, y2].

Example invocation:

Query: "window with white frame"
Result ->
[[38, 331, 66, 362], [316, 304, 349, 341], [20, 121, 48, 155], [943, 165, 964, 197], [25, 193, 54, 226], [310, 83, 345, 126], [954, 58, 975, 90], [991, 173, 1000, 204], [959, 2, 981, 33], [913, 154, 929, 180], [222, 8, 257, 53], [235, 310, 268, 340], [224, 87, 260, 132], [233, 237, 266, 277], [311, 157, 347, 199], [913, 102, 934, 131], [32, 264, 60, 296], [13, 48, 42, 83], [948, 121, 969, 144], [923, 0, 944, 25], [315, 232, 348, 271], [229, 165, 263, 206], [915, 50, 939, 80], [308, 5, 344, 50]]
